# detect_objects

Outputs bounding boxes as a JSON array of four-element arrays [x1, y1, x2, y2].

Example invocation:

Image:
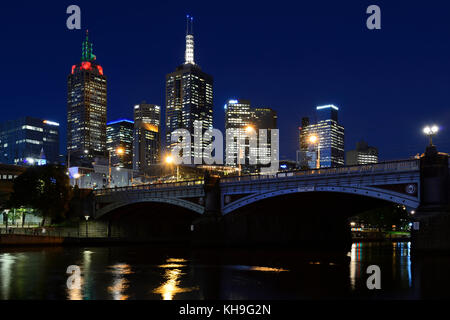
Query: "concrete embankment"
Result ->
[[0, 234, 188, 246], [0, 234, 66, 246]]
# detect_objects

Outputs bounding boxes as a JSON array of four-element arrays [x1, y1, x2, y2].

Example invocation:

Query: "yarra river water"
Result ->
[[1, 241, 450, 300]]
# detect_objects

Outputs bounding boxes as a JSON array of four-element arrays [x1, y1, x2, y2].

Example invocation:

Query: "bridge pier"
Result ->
[[192, 174, 223, 247], [412, 145, 449, 252]]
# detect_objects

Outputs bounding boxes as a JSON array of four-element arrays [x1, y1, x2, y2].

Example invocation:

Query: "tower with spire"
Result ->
[[165, 15, 213, 162], [67, 30, 107, 167], [185, 15, 195, 65], [82, 30, 96, 62]]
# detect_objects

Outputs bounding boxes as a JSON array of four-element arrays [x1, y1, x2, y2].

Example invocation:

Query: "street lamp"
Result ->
[[308, 134, 320, 169], [165, 155, 179, 181], [108, 147, 125, 188], [423, 125, 439, 146], [237, 125, 255, 176], [84, 215, 90, 238], [73, 173, 81, 187]]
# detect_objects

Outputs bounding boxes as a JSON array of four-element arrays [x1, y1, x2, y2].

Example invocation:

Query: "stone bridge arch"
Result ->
[[95, 197, 205, 219], [222, 185, 420, 215]]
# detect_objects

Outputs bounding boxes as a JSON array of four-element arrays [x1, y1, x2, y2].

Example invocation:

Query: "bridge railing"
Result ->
[[93, 179, 205, 196], [221, 159, 420, 184]]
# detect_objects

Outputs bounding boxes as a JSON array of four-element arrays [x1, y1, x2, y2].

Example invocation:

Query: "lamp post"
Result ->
[[309, 134, 320, 169], [73, 173, 81, 187], [423, 125, 439, 146], [108, 147, 125, 188], [165, 155, 179, 181], [238, 125, 255, 176], [84, 215, 90, 238]]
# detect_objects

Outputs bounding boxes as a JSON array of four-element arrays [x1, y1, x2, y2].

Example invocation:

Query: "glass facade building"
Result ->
[[346, 140, 378, 165], [165, 17, 213, 160], [0, 117, 60, 166], [225, 99, 278, 173], [107, 119, 134, 169], [133, 103, 161, 171], [67, 31, 107, 167], [298, 105, 345, 168]]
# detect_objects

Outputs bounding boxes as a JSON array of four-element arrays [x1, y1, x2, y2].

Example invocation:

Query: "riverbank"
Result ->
[[0, 233, 411, 247]]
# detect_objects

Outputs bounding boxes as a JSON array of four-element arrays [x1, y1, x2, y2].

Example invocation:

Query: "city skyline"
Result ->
[[1, 1, 449, 162]]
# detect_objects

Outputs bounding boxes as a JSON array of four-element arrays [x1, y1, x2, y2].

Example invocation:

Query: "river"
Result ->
[[1, 241, 449, 300]]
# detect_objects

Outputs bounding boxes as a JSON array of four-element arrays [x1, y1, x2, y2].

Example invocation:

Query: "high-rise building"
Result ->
[[225, 99, 253, 167], [67, 30, 107, 167], [107, 119, 134, 169], [225, 99, 278, 173], [253, 108, 278, 129], [165, 16, 213, 160], [133, 102, 161, 171], [0, 117, 60, 166], [346, 141, 378, 165], [252, 107, 278, 167], [298, 105, 345, 168]]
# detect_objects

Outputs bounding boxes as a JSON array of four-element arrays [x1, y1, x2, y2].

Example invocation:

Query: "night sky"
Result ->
[[1, 0, 450, 161]]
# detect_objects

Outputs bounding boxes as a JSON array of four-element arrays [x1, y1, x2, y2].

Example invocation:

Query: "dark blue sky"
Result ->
[[1, 0, 450, 161]]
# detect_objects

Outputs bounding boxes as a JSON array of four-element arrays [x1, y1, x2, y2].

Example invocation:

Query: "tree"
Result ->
[[354, 204, 410, 231], [8, 165, 72, 226]]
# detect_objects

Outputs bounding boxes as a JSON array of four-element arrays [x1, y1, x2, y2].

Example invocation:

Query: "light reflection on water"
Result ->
[[153, 258, 198, 300], [0, 242, 446, 300], [107, 264, 133, 300], [349, 242, 413, 295]]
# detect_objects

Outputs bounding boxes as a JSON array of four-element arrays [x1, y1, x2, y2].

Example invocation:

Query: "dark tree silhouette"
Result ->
[[8, 165, 72, 226]]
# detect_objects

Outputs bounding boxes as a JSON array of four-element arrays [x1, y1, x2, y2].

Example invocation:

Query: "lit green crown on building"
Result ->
[[82, 30, 96, 62]]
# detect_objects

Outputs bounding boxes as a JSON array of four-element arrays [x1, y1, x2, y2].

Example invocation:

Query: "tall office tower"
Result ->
[[0, 117, 60, 166], [297, 117, 313, 168], [133, 103, 161, 172], [225, 99, 253, 166], [165, 16, 213, 160], [252, 108, 278, 167], [225, 100, 278, 172], [107, 119, 134, 169], [67, 30, 107, 167], [346, 140, 378, 165], [298, 105, 345, 168]]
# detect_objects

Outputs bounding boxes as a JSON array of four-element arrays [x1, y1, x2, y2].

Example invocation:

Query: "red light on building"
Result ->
[[97, 65, 104, 75], [71, 65, 76, 74], [81, 61, 92, 71]]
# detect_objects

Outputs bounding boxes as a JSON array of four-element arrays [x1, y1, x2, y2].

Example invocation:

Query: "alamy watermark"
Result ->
[[169, 121, 279, 174]]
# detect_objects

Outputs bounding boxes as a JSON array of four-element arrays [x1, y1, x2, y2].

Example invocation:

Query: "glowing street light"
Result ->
[[165, 155, 174, 165], [245, 125, 255, 133], [116, 147, 125, 155], [108, 147, 127, 188], [308, 134, 320, 169], [423, 125, 439, 146], [84, 215, 90, 238], [165, 155, 179, 180], [73, 173, 82, 187], [309, 135, 318, 144]]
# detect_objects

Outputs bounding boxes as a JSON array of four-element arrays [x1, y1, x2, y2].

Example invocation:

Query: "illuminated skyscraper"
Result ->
[[252, 108, 278, 167], [107, 119, 134, 169], [165, 16, 213, 160], [67, 30, 107, 166], [133, 102, 161, 171], [225, 99, 253, 167], [0, 117, 60, 166], [225, 99, 278, 173], [298, 105, 345, 168]]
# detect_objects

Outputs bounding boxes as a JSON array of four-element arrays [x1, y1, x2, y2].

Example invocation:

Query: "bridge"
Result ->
[[90, 146, 449, 252], [94, 159, 421, 218]]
